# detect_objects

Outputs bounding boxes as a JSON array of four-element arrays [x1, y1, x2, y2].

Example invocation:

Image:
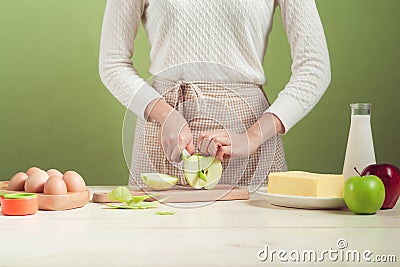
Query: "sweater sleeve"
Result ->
[[266, 0, 331, 133], [99, 0, 162, 120]]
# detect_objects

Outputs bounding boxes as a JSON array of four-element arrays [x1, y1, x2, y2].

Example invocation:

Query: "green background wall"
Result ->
[[1, 0, 399, 185]]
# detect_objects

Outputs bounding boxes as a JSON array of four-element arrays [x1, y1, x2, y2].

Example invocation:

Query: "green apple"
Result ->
[[141, 173, 178, 191], [344, 175, 385, 214], [184, 154, 222, 190]]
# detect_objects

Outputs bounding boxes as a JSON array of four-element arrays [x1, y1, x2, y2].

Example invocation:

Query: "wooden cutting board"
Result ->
[[92, 184, 250, 203], [0, 181, 89, 211]]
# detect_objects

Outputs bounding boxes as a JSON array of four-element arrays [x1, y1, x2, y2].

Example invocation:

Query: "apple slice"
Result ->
[[141, 173, 178, 191], [184, 154, 222, 190], [202, 158, 223, 190], [184, 155, 203, 189]]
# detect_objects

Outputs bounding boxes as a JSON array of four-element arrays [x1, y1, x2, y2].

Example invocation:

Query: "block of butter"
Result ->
[[268, 171, 344, 198]]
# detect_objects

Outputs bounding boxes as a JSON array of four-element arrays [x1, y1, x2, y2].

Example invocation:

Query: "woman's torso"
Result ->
[[142, 0, 277, 84]]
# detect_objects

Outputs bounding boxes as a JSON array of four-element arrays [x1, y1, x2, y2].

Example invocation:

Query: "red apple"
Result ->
[[362, 164, 400, 209]]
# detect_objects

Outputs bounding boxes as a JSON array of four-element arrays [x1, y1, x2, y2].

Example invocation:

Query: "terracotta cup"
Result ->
[[1, 193, 38, 216]]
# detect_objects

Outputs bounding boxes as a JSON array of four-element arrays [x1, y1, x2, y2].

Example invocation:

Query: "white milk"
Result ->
[[343, 114, 376, 180]]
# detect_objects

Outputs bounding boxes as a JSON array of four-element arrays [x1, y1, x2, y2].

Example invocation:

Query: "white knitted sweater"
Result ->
[[99, 0, 331, 132]]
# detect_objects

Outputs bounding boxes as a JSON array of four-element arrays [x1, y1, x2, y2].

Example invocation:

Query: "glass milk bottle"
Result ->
[[342, 103, 376, 180]]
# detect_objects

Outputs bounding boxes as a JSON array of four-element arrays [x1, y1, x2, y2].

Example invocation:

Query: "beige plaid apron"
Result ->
[[129, 78, 287, 188]]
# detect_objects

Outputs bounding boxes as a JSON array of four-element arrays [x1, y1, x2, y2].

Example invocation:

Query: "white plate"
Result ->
[[256, 188, 346, 210]]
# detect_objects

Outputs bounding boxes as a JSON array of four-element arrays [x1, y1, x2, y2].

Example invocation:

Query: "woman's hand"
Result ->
[[198, 130, 260, 161], [145, 99, 195, 162], [160, 110, 195, 162], [198, 113, 284, 161]]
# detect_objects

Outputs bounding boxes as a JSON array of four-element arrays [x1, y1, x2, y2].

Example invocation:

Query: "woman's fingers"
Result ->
[[206, 138, 218, 156], [216, 146, 232, 161], [171, 145, 183, 163], [199, 137, 218, 156], [198, 130, 234, 158], [199, 130, 230, 145], [199, 132, 227, 156], [198, 130, 227, 142], [211, 135, 231, 146], [198, 138, 211, 156], [185, 138, 195, 155]]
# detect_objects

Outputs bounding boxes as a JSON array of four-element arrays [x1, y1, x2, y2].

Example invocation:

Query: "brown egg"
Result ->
[[62, 171, 86, 192], [26, 167, 41, 176], [47, 169, 63, 177], [8, 172, 29, 191], [24, 170, 49, 193], [44, 176, 68, 195]]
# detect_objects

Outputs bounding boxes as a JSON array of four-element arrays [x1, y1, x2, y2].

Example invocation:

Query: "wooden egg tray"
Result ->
[[0, 181, 89, 211]]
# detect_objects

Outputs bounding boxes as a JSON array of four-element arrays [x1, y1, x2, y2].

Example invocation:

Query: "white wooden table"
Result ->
[[0, 186, 399, 267]]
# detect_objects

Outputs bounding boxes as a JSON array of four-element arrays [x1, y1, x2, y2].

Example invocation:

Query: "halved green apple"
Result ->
[[183, 154, 222, 190], [141, 173, 178, 191]]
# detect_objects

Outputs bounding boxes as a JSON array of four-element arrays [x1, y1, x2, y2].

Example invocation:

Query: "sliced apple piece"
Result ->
[[184, 154, 222, 190], [202, 158, 223, 190], [184, 155, 203, 189], [141, 173, 178, 191]]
